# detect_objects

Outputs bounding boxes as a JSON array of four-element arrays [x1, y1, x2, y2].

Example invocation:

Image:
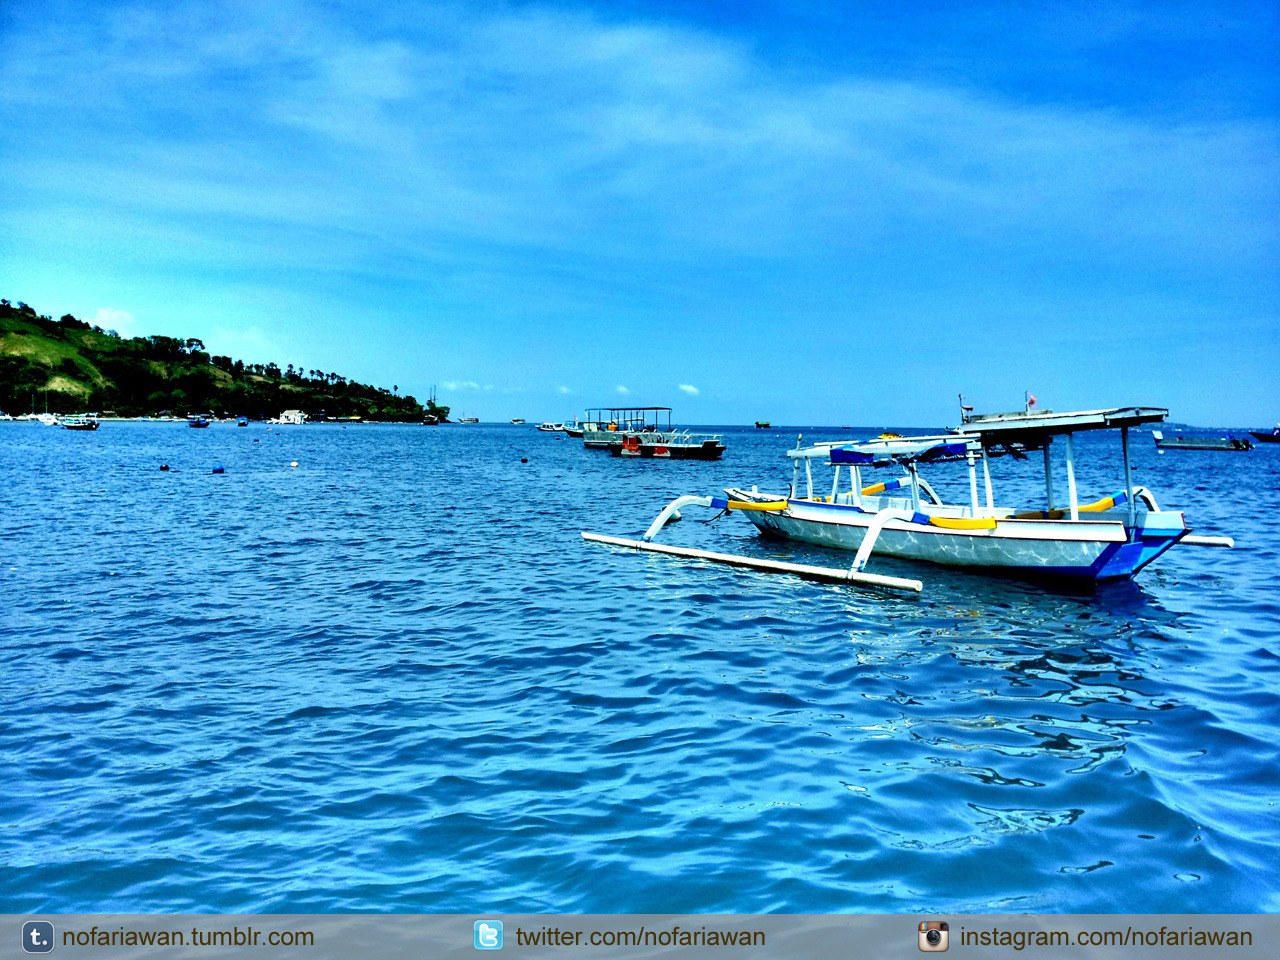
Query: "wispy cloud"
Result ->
[[0, 1, 1274, 423], [558, 385, 571, 394], [93, 307, 136, 337], [615, 385, 630, 395], [678, 383, 699, 396], [4, 0, 1271, 273]]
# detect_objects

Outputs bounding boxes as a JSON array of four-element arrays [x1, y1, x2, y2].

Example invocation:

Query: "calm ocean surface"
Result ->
[[2, 422, 1278, 913]]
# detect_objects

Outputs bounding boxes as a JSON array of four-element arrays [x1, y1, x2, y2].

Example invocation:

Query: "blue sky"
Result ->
[[2, 0, 1276, 424]]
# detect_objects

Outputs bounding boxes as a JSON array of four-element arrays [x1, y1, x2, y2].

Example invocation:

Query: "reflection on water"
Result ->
[[1, 423, 1277, 913]]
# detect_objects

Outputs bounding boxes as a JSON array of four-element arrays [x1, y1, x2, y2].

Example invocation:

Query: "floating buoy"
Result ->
[[290, 461, 299, 468], [520, 458, 528, 463], [212, 464, 225, 474], [159, 464, 170, 471], [254, 438, 260, 443]]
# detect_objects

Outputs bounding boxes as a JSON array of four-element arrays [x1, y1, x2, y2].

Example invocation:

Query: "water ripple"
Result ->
[[2, 423, 1278, 912]]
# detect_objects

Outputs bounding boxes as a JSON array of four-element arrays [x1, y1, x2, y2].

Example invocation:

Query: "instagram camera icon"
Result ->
[[919, 920, 948, 952]]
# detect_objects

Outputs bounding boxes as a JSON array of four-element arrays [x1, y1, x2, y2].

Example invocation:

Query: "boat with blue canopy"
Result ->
[[583, 405, 1235, 593]]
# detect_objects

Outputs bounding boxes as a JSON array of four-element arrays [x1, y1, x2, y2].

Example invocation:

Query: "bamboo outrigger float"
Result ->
[[582, 405, 1234, 593]]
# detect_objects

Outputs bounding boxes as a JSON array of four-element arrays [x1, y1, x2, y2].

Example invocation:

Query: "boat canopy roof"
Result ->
[[586, 406, 673, 415], [828, 437, 970, 465], [952, 407, 1167, 446], [790, 434, 976, 463]]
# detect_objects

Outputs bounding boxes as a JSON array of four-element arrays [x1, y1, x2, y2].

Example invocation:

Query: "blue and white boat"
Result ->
[[584, 406, 1234, 592]]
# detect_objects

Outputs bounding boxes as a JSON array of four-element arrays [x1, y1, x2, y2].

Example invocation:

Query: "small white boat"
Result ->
[[584, 406, 1234, 592], [536, 421, 566, 432]]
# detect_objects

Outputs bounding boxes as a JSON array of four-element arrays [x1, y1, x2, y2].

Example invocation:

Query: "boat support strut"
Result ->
[[584, 495, 924, 593]]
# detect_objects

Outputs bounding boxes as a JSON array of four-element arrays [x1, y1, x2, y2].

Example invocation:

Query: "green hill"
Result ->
[[0, 298, 448, 422]]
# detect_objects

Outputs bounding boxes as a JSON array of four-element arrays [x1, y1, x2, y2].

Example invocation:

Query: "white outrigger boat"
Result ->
[[583, 406, 1234, 593]]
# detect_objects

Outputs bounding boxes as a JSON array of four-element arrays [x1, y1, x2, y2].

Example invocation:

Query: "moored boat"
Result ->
[[581, 406, 726, 460], [1249, 424, 1280, 444], [1153, 430, 1252, 451], [237, 416, 249, 426], [63, 415, 99, 431], [536, 421, 566, 432], [188, 415, 211, 428], [584, 405, 1234, 591]]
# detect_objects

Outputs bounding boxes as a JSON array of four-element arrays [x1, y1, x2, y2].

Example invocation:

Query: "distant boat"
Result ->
[[510, 418, 526, 424], [237, 416, 249, 427], [63, 416, 99, 431], [422, 415, 440, 425], [755, 421, 771, 428], [188, 415, 211, 428], [459, 417, 479, 424], [536, 421, 565, 432], [581, 406, 726, 460], [1152, 430, 1252, 451], [1250, 424, 1280, 444]]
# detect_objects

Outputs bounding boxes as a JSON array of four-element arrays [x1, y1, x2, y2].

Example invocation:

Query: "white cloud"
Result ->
[[615, 385, 630, 395], [558, 385, 571, 394], [1, 0, 1274, 431], [1, 0, 1268, 281], [93, 307, 136, 336]]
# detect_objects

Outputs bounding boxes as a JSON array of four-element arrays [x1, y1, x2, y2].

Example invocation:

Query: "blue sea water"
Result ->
[[1, 421, 1278, 913]]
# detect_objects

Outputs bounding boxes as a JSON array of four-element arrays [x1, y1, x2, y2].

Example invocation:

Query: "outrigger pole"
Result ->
[[582, 494, 924, 594]]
